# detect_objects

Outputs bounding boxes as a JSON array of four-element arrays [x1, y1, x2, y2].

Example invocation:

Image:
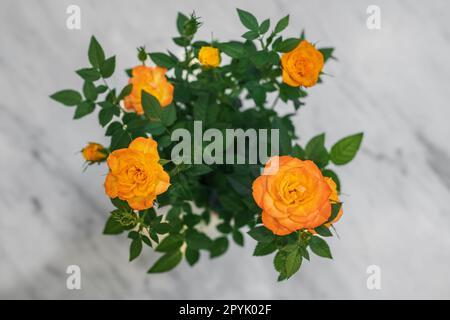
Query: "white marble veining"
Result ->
[[1, 0, 450, 299]]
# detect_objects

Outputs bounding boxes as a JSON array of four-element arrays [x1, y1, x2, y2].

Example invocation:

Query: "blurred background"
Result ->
[[1, 0, 450, 299]]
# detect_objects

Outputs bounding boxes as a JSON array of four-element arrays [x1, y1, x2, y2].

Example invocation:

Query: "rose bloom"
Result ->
[[281, 40, 324, 88], [124, 65, 174, 115], [104, 137, 170, 210], [82, 142, 107, 162], [198, 46, 220, 68], [252, 156, 332, 235]]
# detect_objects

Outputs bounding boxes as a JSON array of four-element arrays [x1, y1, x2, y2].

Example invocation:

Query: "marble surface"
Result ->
[[1, 0, 450, 299]]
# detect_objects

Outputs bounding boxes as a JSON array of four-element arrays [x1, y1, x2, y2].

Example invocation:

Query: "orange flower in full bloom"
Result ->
[[281, 40, 324, 88], [123, 65, 174, 115], [82, 142, 107, 162], [104, 137, 170, 210], [252, 156, 332, 235]]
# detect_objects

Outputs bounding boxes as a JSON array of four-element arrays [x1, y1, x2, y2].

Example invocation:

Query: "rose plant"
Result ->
[[51, 9, 363, 280]]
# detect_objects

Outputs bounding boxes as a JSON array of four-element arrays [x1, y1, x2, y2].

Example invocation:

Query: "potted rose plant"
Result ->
[[51, 9, 363, 280]]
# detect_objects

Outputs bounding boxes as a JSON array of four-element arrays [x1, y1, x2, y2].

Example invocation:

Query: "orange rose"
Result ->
[[124, 65, 174, 115], [281, 40, 324, 88], [252, 156, 332, 235], [198, 46, 220, 68], [104, 137, 170, 210], [82, 142, 107, 162]]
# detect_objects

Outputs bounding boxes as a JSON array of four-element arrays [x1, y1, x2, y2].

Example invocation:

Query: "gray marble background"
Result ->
[[1, 0, 450, 299]]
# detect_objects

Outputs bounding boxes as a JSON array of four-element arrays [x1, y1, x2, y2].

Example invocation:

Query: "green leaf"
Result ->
[[117, 84, 132, 101], [110, 197, 130, 211], [319, 48, 335, 62], [300, 246, 310, 261], [110, 129, 131, 150], [155, 234, 184, 252], [259, 19, 270, 34], [96, 85, 108, 94], [185, 230, 213, 250], [275, 38, 300, 53], [142, 91, 161, 120], [236, 8, 259, 31], [305, 133, 325, 153], [127, 231, 140, 240], [185, 248, 200, 266], [98, 107, 115, 127], [76, 68, 101, 81], [176, 12, 189, 35], [285, 249, 302, 278], [232, 230, 244, 246], [305, 133, 329, 168], [242, 30, 259, 40], [326, 203, 342, 224], [129, 237, 142, 261], [167, 206, 181, 220], [88, 36, 105, 69], [183, 215, 201, 227], [50, 90, 82, 106], [217, 42, 245, 59], [292, 144, 306, 160], [173, 36, 190, 47], [105, 121, 123, 136], [100, 56, 116, 78], [158, 135, 172, 148], [251, 51, 270, 68], [148, 250, 182, 273], [142, 236, 153, 248], [161, 104, 177, 126], [149, 230, 159, 244], [210, 237, 229, 258], [280, 243, 298, 253], [146, 122, 165, 137], [154, 223, 171, 235], [277, 273, 288, 282], [330, 133, 364, 165], [314, 225, 333, 237], [217, 223, 232, 234], [186, 164, 213, 176], [149, 52, 177, 69], [309, 236, 333, 259], [273, 250, 286, 272], [248, 226, 276, 243], [274, 15, 289, 33], [83, 81, 98, 101], [74, 101, 95, 119], [103, 215, 124, 235], [253, 242, 277, 256]]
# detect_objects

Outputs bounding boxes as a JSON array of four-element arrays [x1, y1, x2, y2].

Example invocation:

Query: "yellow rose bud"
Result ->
[[82, 143, 108, 162], [281, 40, 324, 88], [198, 46, 220, 68]]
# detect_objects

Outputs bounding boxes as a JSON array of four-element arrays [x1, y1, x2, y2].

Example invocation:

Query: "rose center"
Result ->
[[130, 166, 147, 184], [294, 57, 310, 77], [281, 181, 307, 205]]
